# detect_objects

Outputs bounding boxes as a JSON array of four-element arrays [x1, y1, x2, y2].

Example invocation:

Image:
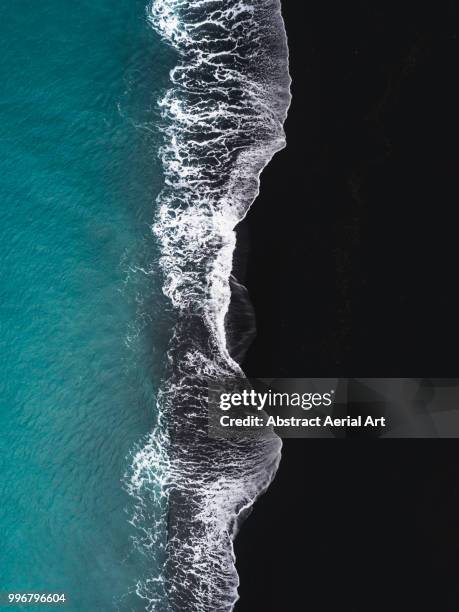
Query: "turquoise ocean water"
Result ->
[[0, 1, 174, 609]]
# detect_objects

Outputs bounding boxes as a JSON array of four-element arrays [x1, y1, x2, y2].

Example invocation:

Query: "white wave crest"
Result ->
[[126, 0, 291, 610]]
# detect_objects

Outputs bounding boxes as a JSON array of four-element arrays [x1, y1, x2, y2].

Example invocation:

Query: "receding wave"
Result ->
[[125, 0, 291, 609]]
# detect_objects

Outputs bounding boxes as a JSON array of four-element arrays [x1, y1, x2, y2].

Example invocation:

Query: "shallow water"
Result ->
[[126, 1, 290, 610]]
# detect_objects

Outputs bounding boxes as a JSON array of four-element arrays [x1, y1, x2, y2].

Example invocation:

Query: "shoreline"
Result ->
[[148, 1, 291, 609]]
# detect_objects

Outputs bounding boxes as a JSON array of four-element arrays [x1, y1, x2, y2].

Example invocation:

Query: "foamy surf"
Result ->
[[126, 0, 291, 609]]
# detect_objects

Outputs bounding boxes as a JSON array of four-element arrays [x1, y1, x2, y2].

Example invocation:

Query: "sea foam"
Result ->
[[126, 1, 291, 609]]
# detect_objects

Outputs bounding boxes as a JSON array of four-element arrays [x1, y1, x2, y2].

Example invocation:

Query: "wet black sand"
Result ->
[[234, 1, 459, 610]]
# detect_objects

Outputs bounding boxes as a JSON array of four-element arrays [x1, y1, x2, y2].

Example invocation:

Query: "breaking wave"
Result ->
[[125, 0, 291, 609]]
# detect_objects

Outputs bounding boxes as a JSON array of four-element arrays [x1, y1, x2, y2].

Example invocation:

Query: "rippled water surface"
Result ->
[[0, 1, 174, 609]]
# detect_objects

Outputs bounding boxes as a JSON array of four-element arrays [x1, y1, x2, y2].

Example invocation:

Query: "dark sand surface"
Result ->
[[234, 1, 459, 609]]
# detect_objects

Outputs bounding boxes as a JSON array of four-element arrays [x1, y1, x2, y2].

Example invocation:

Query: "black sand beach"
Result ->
[[234, 1, 459, 609]]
